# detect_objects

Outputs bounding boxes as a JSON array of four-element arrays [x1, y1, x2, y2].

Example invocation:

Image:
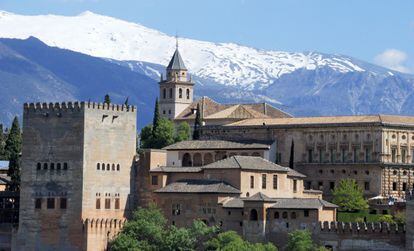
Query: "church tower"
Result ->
[[159, 46, 194, 119]]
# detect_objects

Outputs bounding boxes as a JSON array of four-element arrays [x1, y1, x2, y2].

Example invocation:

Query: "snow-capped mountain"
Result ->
[[1, 10, 414, 129], [0, 10, 366, 90]]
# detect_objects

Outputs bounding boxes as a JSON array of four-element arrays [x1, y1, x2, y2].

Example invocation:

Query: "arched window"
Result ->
[[112, 164, 115, 171], [50, 163, 55, 170], [97, 163, 100, 170], [274, 212, 280, 219], [204, 153, 213, 165], [169, 88, 173, 98], [193, 153, 202, 166], [182, 153, 192, 167], [107, 164, 110, 171], [43, 163, 48, 170], [117, 164, 120, 171], [249, 209, 258, 221], [57, 163, 61, 170], [163, 88, 166, 99], [282, 212, 288, 219], [179, 88, 183, 98], [291, 212, 297, 219], [186, 89, 190, 99], [37, 163, 41, 170], [63, 163, 68, 170], [102, 163, 105, 171]]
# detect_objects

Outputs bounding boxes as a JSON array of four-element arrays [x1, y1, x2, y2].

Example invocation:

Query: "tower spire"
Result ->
[[175, 33, 179, 49]]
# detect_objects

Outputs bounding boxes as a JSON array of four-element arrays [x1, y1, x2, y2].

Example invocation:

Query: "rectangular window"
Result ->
[[330, 149, 335, 163], [35, 198, 42, 209], [151, 175, 158, 186], [276, 153, 282, 164], [304, 210, 309, 217], [308, 149, 313, 163], [342, 149, 347, 163], [47, 198, 55, 209], [60, 198, 67, 209], [273, 175, 278, 190], [329, 182, 335, 190], [304, 181, 311, 190], [293, 180, 298, 193], [172, 204, 181, 215], [105, 198, 111, 209], [391, 149, 396, 163], [318, 181, 323, 190], [403, 182, 407, 191], [96, 198, 101, 209], [115, 198, 120, 209], [319, 149, 323, 163], [364, 182, 370, 191], [392, 182, 397, 191], [262, 174, 267, 189], [365, 148, 370, 162], [250, 176, 254, 189], [402, 149, 406, 163], [353, 148, 358, 163]]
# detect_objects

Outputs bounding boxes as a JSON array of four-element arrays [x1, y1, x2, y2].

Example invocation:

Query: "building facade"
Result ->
[[14, 101, 136, 251]]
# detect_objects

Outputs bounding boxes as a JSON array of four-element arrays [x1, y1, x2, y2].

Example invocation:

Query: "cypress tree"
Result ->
[[193, 104, 202, 140], [4, 117, 22, 192], [4, 117, 22, 160], [289, 140, 294, 169], [152, 98, 160, 134], [124, 97, 129, 106], [0, 124, 5, 159], [104, 94, 111, 104]]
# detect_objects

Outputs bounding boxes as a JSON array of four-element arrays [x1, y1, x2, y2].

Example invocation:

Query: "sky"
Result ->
[[1, 0, 413, 73]]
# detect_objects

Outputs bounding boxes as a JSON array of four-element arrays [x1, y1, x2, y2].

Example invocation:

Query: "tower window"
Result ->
[[179, 88, 183, 98], [57, 163, 61, 170], [97, 163, 100, 170], [168, 110, 171, 114], [60, 198, 67, 209], [273, 175, 278, 189], [117, 164, 120, 171], [163, 88, 166, 99], [112, 164, 115, 171], [50, 163, 55, 170], [63, 163, 68, 170], [105, 198, 111, 209], [35, 198, 42, 209], [250, 176, 254, 189], [293, 180, 298, 193], [115, 198, 120, 209], [43, 163, 48, 170], [102, 163, 105, 171], [37, 163, 41, 170], [169, 88, 173, 98], [107, 164, 110, 171], [186, 89, 190, 99], [262, 174, 267, 189], [96, 198, 101, 209], [47, 198, 55, 209]]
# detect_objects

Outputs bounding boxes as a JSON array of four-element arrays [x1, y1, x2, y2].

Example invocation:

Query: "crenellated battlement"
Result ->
[[23, 101, 136, 113], [316, 221, 405, 234]]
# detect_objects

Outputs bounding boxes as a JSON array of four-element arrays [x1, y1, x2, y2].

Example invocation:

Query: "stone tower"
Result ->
[[159, 47, 194, 119], [14, 101, 137, 251]]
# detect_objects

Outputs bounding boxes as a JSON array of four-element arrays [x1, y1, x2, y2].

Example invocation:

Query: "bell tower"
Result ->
[[159, 43, 194, 119]]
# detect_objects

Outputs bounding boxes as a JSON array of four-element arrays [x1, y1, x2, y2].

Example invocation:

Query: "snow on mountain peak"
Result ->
[[0, 10, 366, 89]]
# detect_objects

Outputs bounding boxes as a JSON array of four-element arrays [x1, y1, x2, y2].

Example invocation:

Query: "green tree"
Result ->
[[193, 103, 202, 140], [205, 231, 277, 251], [152, 98, 160, 134], [4, 117, 22, 159], [0, 124, 5, 159], [332, 179, 368, 212], [175, 122, 191, 142], [286, 230, 327, 251], [104, 94, 111, 104], [140, 124, 154, 149], [151, 118, 175, 149], [378, 215, 395, 224], [4, 117, 22, 191]]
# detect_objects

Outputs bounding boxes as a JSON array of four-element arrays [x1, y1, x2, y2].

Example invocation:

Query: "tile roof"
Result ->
[[0, 161, 9, 170], [222, 197, 337, 209], [202, 156, 300, 175], [167, 49, 187, 70], [163, 140, 271, 150], [150, 166, 202, 173], [174, 97, 291, 121], [155, 179, 241, 194], [226, 114, 414, 127]]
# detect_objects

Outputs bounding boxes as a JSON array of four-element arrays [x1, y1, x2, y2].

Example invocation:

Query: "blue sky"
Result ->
[[1, 0, 413, 73]]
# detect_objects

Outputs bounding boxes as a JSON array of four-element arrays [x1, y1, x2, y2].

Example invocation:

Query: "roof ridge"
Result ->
[[233, 156, 243, 169]]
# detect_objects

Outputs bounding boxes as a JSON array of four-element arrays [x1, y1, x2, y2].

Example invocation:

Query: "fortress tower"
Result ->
[[159, 47, 194, 119], [14, 101, 137, 251]]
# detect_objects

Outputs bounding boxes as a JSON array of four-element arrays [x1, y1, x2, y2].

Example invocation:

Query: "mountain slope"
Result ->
[[0, 37, 157, 128]]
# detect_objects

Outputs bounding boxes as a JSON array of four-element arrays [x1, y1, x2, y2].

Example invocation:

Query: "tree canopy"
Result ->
[[104, 94, 111, 104], [332, 179, 368, 212], [0, 124, 5, 159], [4, 117, 22, 192], [193, 103, 202, 140], [286, 230, 328, 251], [175, 122, 191, 142], [109, 205, 277, 251]]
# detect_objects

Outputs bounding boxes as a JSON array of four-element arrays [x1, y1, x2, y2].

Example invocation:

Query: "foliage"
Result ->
[[152, 98, 160, 134], [378, 215, 395, 224], [140, 124, 154, 149], [393, 212, 406, 224], [332, 179, 368, 212], [0, 124, 5, 159], [175, 122, 191, 142], [151, 118, 175, 149], [205, 231, 277, 251], [286, 230, 327, 251], [337, 211, 391, 222], [104, 94, 111, 104], [193, 103, 202, 140], [4, 117, 22, 192], [110, 205, 276, 251]]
